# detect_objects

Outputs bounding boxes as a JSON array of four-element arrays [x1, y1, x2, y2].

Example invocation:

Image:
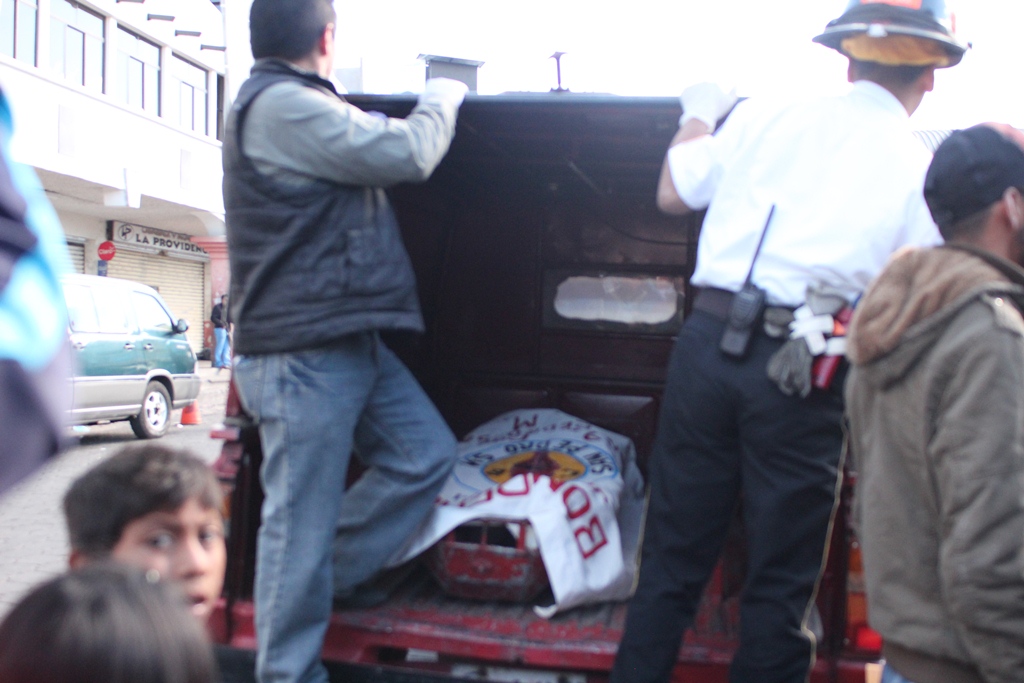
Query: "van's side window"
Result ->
[[132, 292, 174, 333], [93, 288, 134, 333], [63, 283, 99, 333]]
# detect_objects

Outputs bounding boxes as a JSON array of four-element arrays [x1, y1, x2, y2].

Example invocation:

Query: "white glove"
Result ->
[[679, 82, 737, 132], [421, 78, 469, 108]]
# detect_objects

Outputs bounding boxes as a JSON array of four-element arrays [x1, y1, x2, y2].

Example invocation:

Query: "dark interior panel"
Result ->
[[444, 383, 554, 440], [358, 94, 697, 452], [539, 332, 672, 383], [559, 391, 659, 469]]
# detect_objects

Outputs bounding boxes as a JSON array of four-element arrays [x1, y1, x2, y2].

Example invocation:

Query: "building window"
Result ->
[[166, 55, 207, 134], [0, 0, 38, 65], [49, 0, 103, 92], [116, 27, 159, 114]]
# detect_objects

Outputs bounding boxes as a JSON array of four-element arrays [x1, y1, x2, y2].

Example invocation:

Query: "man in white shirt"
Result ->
[[610, 2, 967, 682]]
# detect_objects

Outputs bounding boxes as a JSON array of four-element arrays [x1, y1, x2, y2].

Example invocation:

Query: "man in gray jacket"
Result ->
[[845, 123, 1024, 683], [223, 1, 466, 681]]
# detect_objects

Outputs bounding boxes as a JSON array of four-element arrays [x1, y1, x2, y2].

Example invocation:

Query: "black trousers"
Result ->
[[610, 311, 844, 683]]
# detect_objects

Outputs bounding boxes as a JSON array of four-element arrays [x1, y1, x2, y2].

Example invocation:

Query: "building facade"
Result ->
[[0, 0, 228, 356]]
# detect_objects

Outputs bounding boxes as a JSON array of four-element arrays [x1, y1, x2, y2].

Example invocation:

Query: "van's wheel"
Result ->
[[130, 382, 171, 439]]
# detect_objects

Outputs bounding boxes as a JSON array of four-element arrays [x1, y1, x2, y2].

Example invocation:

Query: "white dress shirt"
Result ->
[[668, 80, 941, 307]]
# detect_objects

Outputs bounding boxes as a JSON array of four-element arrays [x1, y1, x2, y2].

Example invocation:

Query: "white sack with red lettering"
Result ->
[[388, 408, 645, 616]]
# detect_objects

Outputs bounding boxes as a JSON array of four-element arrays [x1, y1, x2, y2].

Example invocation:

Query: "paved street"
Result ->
[[0, 361, 231, 618]]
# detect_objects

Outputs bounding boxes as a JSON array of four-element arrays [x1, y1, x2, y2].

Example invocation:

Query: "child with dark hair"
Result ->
[[63, 444, 226, 622], [0, 563, 216, 683]]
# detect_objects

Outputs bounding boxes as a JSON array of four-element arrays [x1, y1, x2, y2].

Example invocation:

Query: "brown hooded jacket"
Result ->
[[845, 246, 1024, 683]]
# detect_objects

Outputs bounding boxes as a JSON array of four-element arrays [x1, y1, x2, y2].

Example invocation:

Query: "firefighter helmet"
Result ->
[[814, 0, 968, 68]]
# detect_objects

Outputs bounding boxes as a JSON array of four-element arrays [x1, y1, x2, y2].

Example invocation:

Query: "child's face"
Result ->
[[111, 498, 226, 622]]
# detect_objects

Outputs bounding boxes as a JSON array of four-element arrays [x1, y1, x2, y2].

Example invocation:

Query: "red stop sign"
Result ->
[[98, 241, 117, 261]]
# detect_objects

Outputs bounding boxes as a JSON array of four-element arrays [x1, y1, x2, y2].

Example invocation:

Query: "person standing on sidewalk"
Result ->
[[210, 294, 231, 370], [222, 1, 466, 681], [610, 2, 967, 682]]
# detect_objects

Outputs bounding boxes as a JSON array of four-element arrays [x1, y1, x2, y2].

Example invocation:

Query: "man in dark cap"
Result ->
[[845, 123, 1024, 683]]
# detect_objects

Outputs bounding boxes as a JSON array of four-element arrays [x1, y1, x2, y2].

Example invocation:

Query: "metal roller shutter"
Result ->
[[106, 250, 208, 354], [67, 242, 85, 274]]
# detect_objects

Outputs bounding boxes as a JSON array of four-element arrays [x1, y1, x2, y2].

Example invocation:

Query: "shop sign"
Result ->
[[111, 223, 208, 257]]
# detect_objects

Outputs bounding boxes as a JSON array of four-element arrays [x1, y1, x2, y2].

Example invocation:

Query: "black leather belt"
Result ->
[[693, 287, 796, 324], [693, 287, 737, 320]]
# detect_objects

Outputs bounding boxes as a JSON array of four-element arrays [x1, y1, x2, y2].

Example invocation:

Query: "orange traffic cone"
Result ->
[[180, 401, 202, 425]]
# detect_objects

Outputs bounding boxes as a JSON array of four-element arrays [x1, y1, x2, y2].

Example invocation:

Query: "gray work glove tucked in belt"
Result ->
[[766, 284, 849, 398]]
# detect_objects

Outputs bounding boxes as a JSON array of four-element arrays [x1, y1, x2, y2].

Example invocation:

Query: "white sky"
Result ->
[[333, 0, 1024, 130]]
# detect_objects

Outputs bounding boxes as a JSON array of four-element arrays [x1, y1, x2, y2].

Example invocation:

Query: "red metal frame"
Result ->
[[215, 598, 858, 683], [425, 520, 549, 603]]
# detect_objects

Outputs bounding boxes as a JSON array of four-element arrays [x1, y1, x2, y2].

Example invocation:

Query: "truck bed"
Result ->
[[212, 92, 876, 683], [221, 564, 753, 681], [215, 489, 748, 683]]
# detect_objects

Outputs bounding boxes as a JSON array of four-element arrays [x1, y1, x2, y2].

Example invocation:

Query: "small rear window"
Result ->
[[554, 276, 678, 325], [543, 271, 686, 334]]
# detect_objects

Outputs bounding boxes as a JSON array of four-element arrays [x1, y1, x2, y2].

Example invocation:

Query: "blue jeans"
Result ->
[[214, 327, 231, 368], [881, 664, 915, 683], [233, 332, 457, 683]]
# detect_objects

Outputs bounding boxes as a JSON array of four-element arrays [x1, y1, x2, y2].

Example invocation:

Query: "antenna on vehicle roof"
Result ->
[[550, 52, 568, 93]]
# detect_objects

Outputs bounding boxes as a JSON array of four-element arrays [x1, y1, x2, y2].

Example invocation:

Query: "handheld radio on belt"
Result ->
[[719, 205, 775, 358]]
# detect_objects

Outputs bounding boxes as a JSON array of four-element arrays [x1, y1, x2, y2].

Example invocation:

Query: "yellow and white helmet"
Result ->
[[813, 0, 969, 68]]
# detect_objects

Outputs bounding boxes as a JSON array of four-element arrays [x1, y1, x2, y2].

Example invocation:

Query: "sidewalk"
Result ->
[[198, 359, 231, 383], [194, 360, 231, 426]]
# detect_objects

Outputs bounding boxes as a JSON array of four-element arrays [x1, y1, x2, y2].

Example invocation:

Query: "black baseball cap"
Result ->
[[924, 124, 1024, 230]]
